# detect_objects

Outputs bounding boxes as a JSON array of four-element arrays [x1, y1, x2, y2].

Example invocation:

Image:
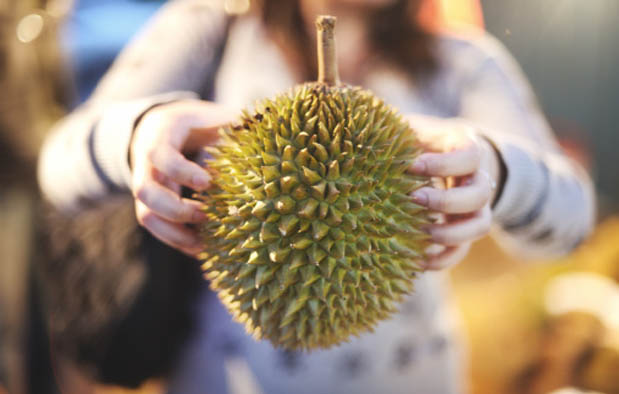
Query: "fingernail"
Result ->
[[183, 245, 203, 257], [420, 225, 432, 235], [411, 160, 426, 174], [411, 190, 428, 206], [192, 174, 210, 189], [193, 211, 207, 222]]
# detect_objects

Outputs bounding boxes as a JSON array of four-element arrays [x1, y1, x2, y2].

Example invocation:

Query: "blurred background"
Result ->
[[0, 0, 617, 393]]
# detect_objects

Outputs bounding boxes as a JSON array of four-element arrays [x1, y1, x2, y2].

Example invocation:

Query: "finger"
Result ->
[[165, 102, 238, 150], [421, 242, 472, 271], [409, 145, 480, 177], [411, 171, 492, 214], [405, 114, 462, 150], [427, 205, 492, 246], [134, 180, 206, 223], [184, 127, 223, 153], [135, 201, 203, 255], [153, 168, 182, 195], [150, 145, 211, 190]]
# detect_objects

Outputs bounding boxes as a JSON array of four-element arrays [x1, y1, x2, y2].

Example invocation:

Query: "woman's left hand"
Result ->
[[405, 115, 502, 271]]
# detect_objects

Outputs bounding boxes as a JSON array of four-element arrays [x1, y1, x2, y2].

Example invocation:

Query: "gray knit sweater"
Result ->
[[38, 1, 595, 393]]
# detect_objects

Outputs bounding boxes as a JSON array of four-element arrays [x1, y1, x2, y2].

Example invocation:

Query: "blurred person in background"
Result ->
[[2, 1, 207, 393], [37, 0, 596, 393], [60, 0, 166, 103], [35, 195, 205, 393], [0, 0, 72, 392]]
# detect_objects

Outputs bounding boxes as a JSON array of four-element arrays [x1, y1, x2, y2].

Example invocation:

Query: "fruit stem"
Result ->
[[316, 15, 340, 86]]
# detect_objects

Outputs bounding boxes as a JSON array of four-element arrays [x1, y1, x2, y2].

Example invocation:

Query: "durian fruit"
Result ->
[[199, 15, 429, 350]]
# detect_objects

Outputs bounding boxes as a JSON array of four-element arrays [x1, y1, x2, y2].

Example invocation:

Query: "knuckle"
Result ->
[[479, 178, 492, 202], [468, 176, 492, 211], [170, 157, 192, 182], [475, 212, 492, 238], [135, 211, 145, 225], [174, 202, 194, 222], [145, 147, 159, 163], [482, 208, 493, 228], [430, 254, 452, 271], [469, 143, 482, 167], [472, 190, 491, 212], [476, 223, 490, 238], [152, 170, 167, 184], [435, 190, 452, 212], [457, 243, 472, 259], [166, 160, 184, 180], [430, 229, 449, 245], [426, 157, 446, 175], [136, 210, 155, 227], [143, 212, 157, 227], [134, 184, 149, 203], [481, 222, 491, 236]]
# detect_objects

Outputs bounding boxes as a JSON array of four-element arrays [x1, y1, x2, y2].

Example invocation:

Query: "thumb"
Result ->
[[184, 126, 226, 153], [167, 101, 240, 151]]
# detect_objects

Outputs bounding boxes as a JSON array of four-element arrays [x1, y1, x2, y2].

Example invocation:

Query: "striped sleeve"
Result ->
[[37, 0, 227, 211], [454, 33, 596, 259], [484, 132, 595, 258]]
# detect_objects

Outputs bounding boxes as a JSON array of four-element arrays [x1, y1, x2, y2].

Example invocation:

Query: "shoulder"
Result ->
[[156, 0, 227, 17], [434, 29, 526, 83], [431, 29, 536, 105], [133, 0, 229, 43], [436, 28, 514, 66]]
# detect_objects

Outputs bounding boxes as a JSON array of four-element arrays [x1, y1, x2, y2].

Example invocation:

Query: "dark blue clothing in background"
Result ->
[[62, 0, 166, 104]]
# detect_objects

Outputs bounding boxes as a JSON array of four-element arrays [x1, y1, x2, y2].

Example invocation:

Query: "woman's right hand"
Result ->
[[130, 100, 237, 256]]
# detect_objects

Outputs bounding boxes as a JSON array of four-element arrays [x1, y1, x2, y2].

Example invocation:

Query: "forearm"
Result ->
[[37, 0, 227, 211], [453, 33, 596, 259], [485, 131, 595, 258], [38, 92, 198, 211]]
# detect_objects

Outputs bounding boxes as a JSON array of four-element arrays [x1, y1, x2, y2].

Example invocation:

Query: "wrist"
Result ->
[[129, 101, 185, 172], [125, 93, 201, 173], [478, 135, 506, 207]]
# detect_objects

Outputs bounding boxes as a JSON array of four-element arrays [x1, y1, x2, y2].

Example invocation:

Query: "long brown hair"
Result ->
[[257, 0, 437, 82]]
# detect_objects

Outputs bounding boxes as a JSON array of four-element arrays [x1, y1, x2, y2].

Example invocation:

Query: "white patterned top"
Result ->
[[37, 1, 596, 393]]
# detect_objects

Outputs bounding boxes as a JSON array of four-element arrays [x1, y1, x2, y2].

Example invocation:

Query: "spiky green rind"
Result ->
[[198, 82, 430, 350]]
